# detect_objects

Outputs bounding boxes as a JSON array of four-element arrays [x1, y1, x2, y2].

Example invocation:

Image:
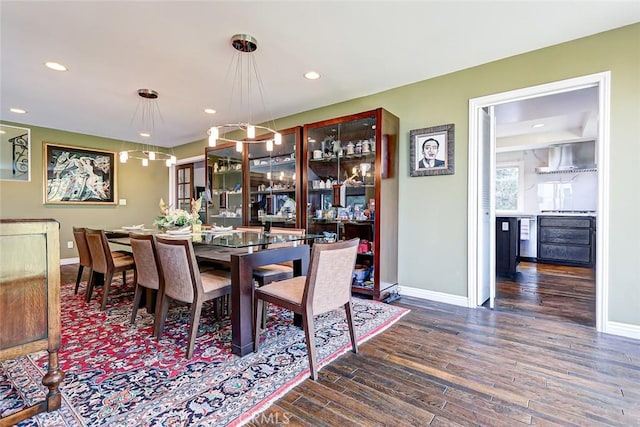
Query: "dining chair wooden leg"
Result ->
[[186, 301, 203, 359], [85, 271, 97, 303], [344, 301, 358, 354], [100, 271, 114, 311], [155, 293, 170, 340], [130, 284, 144, 324], [302, 311, 318, 381], [74, 265, 85, 294], [152, 289, 164, 339]]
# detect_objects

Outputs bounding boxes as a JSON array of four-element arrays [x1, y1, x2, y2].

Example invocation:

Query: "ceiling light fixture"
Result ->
[[532, 123, 545, 128], [304, 71, 321, 80], [45, 61, 67, 71], [9, 108, 27, 114], [207, 34, 281, 153], [119, 89, 176, 167]]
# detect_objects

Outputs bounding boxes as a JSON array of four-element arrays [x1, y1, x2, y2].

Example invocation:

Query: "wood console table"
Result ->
[[0, 219, 65, 425]]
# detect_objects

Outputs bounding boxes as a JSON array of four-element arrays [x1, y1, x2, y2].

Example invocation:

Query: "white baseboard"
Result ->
[[399, 285, 640, 342], [61, 257, 79, 266], [605, 321, 640, 341], [398, 285, 468, 307]]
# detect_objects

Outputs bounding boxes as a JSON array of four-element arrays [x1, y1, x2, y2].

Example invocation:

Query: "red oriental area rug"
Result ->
[[1, 278, 409, 426]]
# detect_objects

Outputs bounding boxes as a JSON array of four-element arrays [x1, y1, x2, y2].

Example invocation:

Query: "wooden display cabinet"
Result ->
[[247, 127, 302, 229], [205, 143, 245, 227], [302, 108, 399, 300], [0, 219, 65, 425]]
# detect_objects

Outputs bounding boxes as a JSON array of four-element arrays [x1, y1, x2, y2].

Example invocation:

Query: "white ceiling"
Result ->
[[495, 86, 600, 151], [1, 1, 638, 148]]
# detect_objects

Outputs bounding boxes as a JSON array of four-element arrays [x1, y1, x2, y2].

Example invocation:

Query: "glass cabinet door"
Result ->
[[247, 127, 301, 229], [205, 144, 244, 227], [305, 114, 377, 239]]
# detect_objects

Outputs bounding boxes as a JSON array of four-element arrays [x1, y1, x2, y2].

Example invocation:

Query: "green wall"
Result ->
[[0, 125, 169, 259], [1, 24, 638, 327]]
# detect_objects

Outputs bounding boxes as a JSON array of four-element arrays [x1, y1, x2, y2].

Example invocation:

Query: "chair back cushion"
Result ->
[[85, 229, 111, 274], [73, 227, 92, 268], [267, 227, 305, 249], [236, 226, 264, 233], [156, 237, 199, 303], [304, 238, 359, 315], [130, 234, 161, 291]]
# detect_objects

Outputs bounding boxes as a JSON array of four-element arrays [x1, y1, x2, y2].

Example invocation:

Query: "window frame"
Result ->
[[495, 160, 525, 214]]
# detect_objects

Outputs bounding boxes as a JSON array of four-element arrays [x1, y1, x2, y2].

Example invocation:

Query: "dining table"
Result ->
[[107, 228, 318, 356]]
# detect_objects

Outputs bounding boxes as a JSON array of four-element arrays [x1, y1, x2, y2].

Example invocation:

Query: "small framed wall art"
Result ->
[[409, 123, 455, 177]]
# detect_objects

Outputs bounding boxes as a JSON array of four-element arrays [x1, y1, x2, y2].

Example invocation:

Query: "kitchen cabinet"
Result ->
[[537, 215, 596, 267], [205, 144, 244, 227], [0, 219, 65, 425], [496, 217, 520, 278], [247, 127, 302, 229], [302, 108, 399, 300]]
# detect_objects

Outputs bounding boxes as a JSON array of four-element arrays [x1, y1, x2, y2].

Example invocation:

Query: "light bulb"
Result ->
[[142, 158, 149, 167], [266, 140, 273, 152], [208, 127, 218, 147], [236, 140, 243, 152], [274, 132, 282, 145], [247, 125, 255, 139], [148, 151, 156, 160]]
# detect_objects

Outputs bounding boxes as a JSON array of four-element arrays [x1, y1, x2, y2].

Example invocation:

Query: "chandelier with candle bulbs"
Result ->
[[119, 89, 177, 167], [207, 34, 281, 153]]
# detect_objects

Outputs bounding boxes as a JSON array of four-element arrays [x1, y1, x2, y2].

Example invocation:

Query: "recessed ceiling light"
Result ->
[[9, 108, 27, 114], [204, 108, 217, 115], [139, 132, 151, 138], [532, 123, 545, 128], [45, 61, 67, 71], [304, 71, 320, 80]]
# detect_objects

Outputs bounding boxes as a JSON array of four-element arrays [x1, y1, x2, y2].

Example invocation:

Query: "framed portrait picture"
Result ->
[[409, 123, 455, 177], [43, 143, 117, 204]]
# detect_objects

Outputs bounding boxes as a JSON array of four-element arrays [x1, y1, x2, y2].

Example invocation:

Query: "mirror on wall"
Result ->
[[0, 124, 31, 182]]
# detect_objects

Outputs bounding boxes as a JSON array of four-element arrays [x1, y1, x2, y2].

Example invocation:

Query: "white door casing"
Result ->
[[467, 71, 610, 332]]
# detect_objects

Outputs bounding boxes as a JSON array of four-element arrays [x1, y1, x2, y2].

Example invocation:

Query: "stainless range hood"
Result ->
[[535, 141, 597, 174]]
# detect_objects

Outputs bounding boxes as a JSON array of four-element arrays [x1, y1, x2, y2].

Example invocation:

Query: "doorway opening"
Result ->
[[467, 72, 611, 332]]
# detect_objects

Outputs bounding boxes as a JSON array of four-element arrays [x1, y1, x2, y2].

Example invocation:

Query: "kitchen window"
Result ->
[[496, 161, 524, 212]]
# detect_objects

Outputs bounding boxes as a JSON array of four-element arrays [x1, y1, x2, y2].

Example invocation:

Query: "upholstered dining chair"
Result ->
[[85, 228, 137, 310], [252, 227, 306, 287], [129, 233, 163, 336], [73, 227, 128, 295], [254, 238, 360, 380], [72, 226, 93, 295], [155, 236, 232, 359]]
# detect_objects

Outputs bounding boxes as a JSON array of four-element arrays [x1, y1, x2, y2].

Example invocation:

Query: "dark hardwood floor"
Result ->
[[60, 263, 639, 426], [494, 261, 596, 327]]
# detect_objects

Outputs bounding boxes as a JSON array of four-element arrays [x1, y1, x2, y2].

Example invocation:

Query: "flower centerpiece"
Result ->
[[153, 197, 202, 232]]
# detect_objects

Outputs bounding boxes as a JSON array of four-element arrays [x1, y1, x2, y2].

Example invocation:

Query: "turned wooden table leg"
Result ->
[[42, 350, 65, 411]]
